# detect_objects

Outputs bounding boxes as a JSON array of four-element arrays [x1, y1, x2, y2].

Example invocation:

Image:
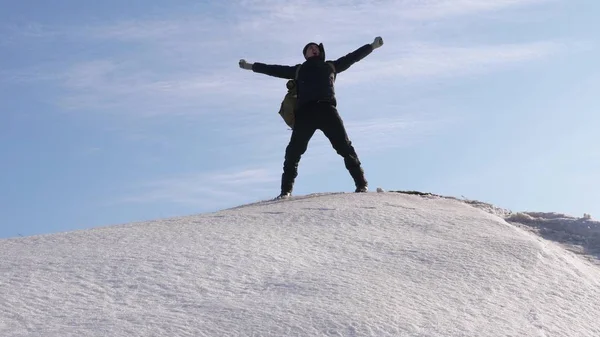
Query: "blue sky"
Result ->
[[1, 0, 598, 238]]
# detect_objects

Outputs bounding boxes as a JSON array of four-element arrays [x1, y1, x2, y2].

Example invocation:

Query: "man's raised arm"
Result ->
[[332, 36, 384, 73], [239, 59, 298, 79]]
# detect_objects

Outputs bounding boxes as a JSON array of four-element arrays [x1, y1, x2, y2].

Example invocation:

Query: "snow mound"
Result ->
[[1, 192, 599, 336], [506, 212, 600, 236], [389, 190, 513, 217], [389, 190, 599, 265], [505, 211, 600, 265]]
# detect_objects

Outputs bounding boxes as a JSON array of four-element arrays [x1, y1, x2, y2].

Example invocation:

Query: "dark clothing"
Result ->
[[280, 102, 367, 194], [252, 43, 373, 109], [251, 43, 373, 194]]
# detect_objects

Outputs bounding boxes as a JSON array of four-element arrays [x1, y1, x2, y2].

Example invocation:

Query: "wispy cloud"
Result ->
[[84, 18, 214, 41], [50, 39, 564, 120], [336, 41, 564, 85], [49, 56, 274, 118], [121, 168, 281, 208], [346, 115, 453, 151], [118, 109, 449, 208], [397, 0, 555, 20], [229, 0, 557, 44], [1, 22, 62, 42], [117, 124, 442, 210], [218, 108, 450, 161], [2, 0, 565, 120]]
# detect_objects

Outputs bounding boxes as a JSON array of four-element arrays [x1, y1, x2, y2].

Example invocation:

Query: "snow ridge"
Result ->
[[505, 211, 600, 265], [389, 190, 600, 265], [1, 192, 599, 336]]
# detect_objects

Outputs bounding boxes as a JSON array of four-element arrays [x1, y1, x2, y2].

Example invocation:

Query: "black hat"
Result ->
[[302, 42, 325, 60]]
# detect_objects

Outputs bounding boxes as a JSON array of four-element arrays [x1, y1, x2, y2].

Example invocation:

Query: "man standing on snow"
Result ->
[[239, 37, 384, 199]]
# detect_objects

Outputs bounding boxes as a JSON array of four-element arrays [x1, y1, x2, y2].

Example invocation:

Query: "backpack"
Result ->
[[278, 62, 336, 129]]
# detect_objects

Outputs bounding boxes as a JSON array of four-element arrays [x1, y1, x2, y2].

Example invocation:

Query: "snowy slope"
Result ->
[[505, 211, 600, 265], [1, 192, 600, 337]]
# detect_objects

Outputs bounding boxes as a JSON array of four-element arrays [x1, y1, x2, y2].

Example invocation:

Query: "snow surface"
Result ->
[[1, 192, 600, 336], [505, 211, 600, 265]]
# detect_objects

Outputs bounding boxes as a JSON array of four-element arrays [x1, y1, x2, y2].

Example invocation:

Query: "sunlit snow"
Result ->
[[2, 191, 599, 336]]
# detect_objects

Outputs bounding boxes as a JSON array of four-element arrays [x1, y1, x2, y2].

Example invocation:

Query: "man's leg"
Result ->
[[319, 105, 368, 192], [280, 115, 316, 196]]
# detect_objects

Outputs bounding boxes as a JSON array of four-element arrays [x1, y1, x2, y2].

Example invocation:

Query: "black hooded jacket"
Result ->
[[251, 43, 373, 110]]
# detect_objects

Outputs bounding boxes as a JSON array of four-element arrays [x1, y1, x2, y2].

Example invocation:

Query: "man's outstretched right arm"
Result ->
[[239, 59, 297, 79]]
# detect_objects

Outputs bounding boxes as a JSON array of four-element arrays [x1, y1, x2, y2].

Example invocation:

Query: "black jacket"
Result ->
[[252, 43, 373, 110]]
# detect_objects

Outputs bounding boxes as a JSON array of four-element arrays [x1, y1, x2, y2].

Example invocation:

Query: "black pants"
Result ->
[[281, 101, 367, 193]]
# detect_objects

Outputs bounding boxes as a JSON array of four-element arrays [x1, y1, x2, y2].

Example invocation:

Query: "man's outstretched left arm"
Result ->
[[332, 36, 384, 73]]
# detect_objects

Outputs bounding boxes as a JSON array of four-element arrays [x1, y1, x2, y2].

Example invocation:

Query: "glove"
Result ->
[[371, 36, 383, 50], [239, 59, 253, 70]]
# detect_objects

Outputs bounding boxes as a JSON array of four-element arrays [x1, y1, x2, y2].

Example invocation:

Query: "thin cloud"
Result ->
[[3, 0, 565, 119], [1, 22, 62, 41], [84, 19, 213, 41], [52, 40, 564, 117], [220, 112, 450, 168], [336, 41, 564, 85], [56, 59, 263, 117], [231, 0, 556, 42], [399, 0, 556, 20], [235, 0, 553, 20], [121, 168, 281, 207], [118, 111, 447, 207]]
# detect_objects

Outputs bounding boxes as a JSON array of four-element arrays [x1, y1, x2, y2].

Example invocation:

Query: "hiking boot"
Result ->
[[348, 165, 368, 193], [355, 185, 368, 193], [276, 192, 292, 200]]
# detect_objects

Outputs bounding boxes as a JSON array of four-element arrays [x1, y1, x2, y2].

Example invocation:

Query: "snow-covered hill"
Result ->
[[2, 192, 599, 336]]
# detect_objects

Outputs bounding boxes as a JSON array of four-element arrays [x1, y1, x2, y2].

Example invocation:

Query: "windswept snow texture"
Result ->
[[1, 192, 600, 337], [392, 190, 600, 265], [505, 211, 600, 265]]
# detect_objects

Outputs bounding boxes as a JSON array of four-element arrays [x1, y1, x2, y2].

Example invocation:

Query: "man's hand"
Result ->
[[239, 59, 253, 70], [371, 36, 384, 49]]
